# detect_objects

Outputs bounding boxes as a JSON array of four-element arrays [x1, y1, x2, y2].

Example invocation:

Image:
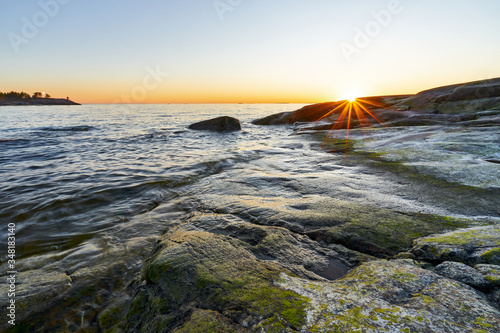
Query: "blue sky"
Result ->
[[1, 0, 500, 103]]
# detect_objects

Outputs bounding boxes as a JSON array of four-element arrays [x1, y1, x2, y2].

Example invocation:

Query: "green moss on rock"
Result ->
[[277, 260, 500, 332], [481, 247, 500, 261], [172, 309, 244, 333], [422, 229, 500, 247], [125, 229, 309, 332], [98, 298, 130, 331], [411, 226, 500, 265], [475, 264, 500, 286], [306, 199, 474, 257]]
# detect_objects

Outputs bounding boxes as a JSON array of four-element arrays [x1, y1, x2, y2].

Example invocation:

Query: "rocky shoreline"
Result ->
[[0, 98, 80, 106], [1, 78, 500, 332], [252, 78, 500, 129]]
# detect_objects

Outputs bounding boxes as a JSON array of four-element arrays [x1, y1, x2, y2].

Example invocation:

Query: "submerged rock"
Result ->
[[0, 199, 188, 333], [188, 116, 241, 132]]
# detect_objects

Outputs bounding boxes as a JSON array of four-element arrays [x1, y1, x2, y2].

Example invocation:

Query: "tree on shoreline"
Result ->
[[0, 91, 32, 99], [0, 91, 52, 99]]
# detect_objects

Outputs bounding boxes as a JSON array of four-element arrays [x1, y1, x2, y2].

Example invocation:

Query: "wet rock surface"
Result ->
[[100, 184, 498, 332], [178, 213, 365, 280], [114, 228, 311, 332], [0, 200, 187, 332], [88, 217, 500, 333]]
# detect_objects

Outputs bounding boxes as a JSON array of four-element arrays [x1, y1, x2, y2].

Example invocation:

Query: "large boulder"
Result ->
[[188, 116, 241, 132], [252, 102, 343, 125]]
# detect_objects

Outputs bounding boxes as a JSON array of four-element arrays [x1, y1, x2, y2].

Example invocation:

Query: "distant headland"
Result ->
[[0, 91, 80, 106]]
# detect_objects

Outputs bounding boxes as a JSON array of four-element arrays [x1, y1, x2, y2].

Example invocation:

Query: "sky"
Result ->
[[1, 0, 500, 104]]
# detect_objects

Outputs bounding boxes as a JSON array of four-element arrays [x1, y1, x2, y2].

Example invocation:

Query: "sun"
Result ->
[[304, 91, 394, 155], [341, 92, 360, 103]]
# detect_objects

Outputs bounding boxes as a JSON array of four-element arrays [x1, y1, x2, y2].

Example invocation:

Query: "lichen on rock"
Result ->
[[119, 229, 310, 332], [434, 261, 491, 291], [475, 264, 500, 287], [410, 225, 500, 265], [276, 260, 500, 332]]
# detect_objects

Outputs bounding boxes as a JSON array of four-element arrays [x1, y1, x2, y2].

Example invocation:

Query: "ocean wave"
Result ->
[[0, 138, 31, 144], [39, 125, 96, 132]]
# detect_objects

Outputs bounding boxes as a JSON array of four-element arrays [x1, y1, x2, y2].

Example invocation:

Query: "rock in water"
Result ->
[[252, 102, 344, 125], [188, 116, 241, 132]]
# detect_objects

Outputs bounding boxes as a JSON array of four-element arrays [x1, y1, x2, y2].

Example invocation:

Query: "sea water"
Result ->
[[1, 103, 499, 262], [0, 104, 308, 259]]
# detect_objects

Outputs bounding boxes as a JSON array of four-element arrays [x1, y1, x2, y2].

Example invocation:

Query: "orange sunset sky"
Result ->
[[1, 0, 500, 104]]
